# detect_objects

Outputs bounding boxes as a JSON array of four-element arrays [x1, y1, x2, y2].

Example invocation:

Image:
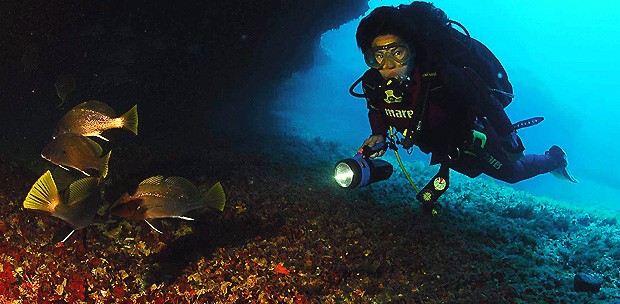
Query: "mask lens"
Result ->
[[364, 51, 382, 69], [391, 46, 409, 62], [364, 43, 412, 69]]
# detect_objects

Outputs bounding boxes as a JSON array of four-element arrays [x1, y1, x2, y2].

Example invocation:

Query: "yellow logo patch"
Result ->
[[384, 90, 402, 104]]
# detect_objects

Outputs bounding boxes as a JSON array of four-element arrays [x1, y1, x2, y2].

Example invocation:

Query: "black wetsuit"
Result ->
[[361, 63, 561, 184]]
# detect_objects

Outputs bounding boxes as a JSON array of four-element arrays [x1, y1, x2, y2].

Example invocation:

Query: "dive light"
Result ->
[[334, 142, 393, 189]]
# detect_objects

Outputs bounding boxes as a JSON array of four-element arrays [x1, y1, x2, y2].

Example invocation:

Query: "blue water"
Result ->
[[273, 0, 620, 212]]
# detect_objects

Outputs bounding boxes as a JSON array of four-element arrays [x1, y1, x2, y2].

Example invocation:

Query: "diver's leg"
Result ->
[[492, 154, 561, 183], [482, 144, 574, 183], [470, 138, 564, 183]]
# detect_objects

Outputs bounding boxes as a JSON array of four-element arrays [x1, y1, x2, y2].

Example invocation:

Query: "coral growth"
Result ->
[[1, 135, 618, 303]]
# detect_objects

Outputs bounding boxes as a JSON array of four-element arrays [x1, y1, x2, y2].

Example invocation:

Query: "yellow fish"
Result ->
[[23, 171, 102, 242], [42, 133, 111, 178], [111, 176, 226, 233], [53, 100, 138, 141]]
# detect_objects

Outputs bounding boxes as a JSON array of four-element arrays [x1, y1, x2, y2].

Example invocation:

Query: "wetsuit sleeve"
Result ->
[[368, 105, 388, 136], [441, 63, 514, 136]]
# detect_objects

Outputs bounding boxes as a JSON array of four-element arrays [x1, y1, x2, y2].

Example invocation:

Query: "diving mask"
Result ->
[[363, 42, 413, 69]]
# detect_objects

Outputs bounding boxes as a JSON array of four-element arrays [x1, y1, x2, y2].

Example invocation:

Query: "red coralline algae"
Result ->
[[113, 284, 126, 297], [273, 264, 291, 275], [66, 276, 86, 301], [1, 262, 16, 295], [1, 263, 15, 282]]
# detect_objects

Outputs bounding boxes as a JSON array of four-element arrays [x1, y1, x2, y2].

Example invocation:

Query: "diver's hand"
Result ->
[[499, 131, 525, 162], [361, 134, 386, 158]]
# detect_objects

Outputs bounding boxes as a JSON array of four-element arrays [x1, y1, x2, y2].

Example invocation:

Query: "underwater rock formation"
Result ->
[[574, 273, 603, 293]]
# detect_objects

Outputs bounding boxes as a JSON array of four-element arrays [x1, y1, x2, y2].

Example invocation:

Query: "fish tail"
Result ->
[[66, 177, 100, 206], [202, 182, 226, 212], [23, 171, 61, 212], [100, 150, 112, 179], [121, 104, 138, 135]]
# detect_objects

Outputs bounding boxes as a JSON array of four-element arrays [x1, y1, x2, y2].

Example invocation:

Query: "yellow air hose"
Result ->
[[388, 126, 420, 193]]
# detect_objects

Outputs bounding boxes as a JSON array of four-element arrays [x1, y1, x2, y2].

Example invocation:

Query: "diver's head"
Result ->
[[356, 6, 416, 80], [368, 34, 413, 80]]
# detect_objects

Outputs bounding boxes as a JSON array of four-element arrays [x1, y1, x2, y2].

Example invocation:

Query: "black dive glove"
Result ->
[[499, 131, 525, 161]]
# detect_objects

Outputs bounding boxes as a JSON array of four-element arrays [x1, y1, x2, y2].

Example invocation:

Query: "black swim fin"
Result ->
[[547, 146, 578, 183]]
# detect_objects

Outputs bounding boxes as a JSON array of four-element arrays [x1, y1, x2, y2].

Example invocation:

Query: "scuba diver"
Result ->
[[350, 2, 577, 211]]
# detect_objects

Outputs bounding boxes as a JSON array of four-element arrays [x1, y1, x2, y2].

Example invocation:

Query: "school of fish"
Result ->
[[22, 96, 226, 242]]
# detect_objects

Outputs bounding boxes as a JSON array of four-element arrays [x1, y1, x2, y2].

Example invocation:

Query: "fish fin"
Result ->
[[61, 230, 76, 243], [66, 177, 100, 206], [202, 182, 226, 212], [120, 104, 138, 135], [170, 216, 194, 221], [81, 136, 104, 156], [79, 169, 91, 177], [111, 192, 131, 207], [50, 166, 74, 192], [73, 100, 117, 116], [54, 74, 75, 108], [100, 151, 111, 179], [23, 171, 61, 212], [95, 134, 109, 142], [163, 177, 200, 197], [144, 219, 163, 234], [140, 176, 164, 185]]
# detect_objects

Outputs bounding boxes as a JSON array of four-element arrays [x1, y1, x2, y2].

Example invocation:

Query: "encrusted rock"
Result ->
[[574, 273, 603, 293]]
